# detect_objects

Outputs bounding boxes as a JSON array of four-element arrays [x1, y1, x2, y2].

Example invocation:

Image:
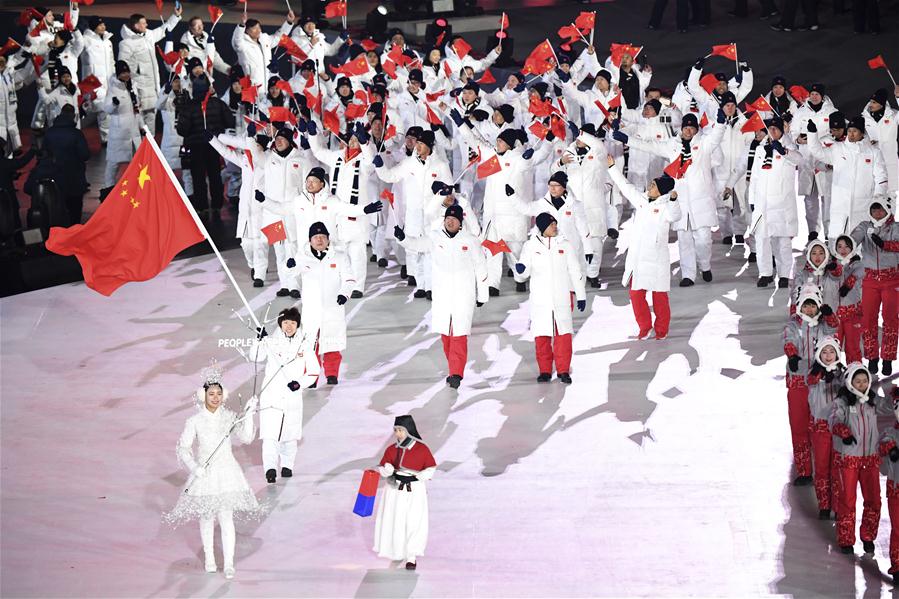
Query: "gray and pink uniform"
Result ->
[[806, 339, 843, 512], [877, 387, 899, 575]]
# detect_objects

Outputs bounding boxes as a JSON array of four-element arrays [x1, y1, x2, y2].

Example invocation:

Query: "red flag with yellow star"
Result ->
[[46, 136, 204, 296]]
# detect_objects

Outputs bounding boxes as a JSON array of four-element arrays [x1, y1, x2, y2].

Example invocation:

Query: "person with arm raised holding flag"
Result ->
[[863, 88, 899, 199], [291, 16, 345, 72], [231, 10, 296, 88], [80, 17, 115, 145], [181, 16, 230, 81], [793, 83, 838, 241]]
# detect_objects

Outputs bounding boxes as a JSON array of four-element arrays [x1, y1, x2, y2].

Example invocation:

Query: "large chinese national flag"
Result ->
[[46, 136, 204, 296]]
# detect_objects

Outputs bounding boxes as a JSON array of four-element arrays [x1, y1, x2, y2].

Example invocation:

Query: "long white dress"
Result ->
[[164, 405, 263, 525]]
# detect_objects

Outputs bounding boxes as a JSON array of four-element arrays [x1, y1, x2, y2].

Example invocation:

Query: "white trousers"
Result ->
[[141, 108, 157, 136], [200, 510, 235, 569], [677, 226, 712, 281], [262, 439, 298, 472], [804, 179, 831, 236], [345, 240, 368, 293], [241, 237, 268, 275], [585, 237, 603, 278], [407, 250, 431, 290], [273, 240, 298, 291], [756, 234, 793, 279], [486, 240, 524, 288]]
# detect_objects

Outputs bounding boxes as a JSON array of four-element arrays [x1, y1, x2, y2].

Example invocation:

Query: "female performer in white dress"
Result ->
[[164, 363, 263, 579]]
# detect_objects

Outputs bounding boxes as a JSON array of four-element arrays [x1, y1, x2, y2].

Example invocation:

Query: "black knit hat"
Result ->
[[444, 204, 463, 223], [462, 81, 480, 94], [497, 128, 519, 149], [681, 113, 699, 130], [509, 71, 525, 84], [847, 115, 865, 134], [536, 212, 557, 234], [644, 99, 662, 115], [549, 171, 568, 188], [580, 123, 597, 137], [495, 104, 515, 123], [531, 81, 549, 99], [654, 175, 675, 196], [417, 129, 436, 149], [719, 91, 737, 106], [771, 75, 787, 87], [336, 76, 352, 91], [408, 69, 424, 84], [115, 60, 130, 75], [307, 166, 328, 184], [275, 127, 294, 144], [871, 88, 888, 106], [764, 116, 784, 132], [405, 125, 424, 139], [714, 72, 727, 82], [300, 59, 316, 73], [596, 69, 612, 83], [810, 82, 826, 95], [309, 221, 330, 238], [278, 307, 301, 326], [87, 16, 104, 30], [828, 111, 846, 130], [187, 57, 204, 72]]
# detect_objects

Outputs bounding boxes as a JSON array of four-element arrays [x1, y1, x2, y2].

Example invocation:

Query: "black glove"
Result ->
[[846, 392, 858, 406], [505, 184, 515, 196], [522, 148, 534, 160], [393, 226, 405, 241], [247, 122, 257, 136], [607, 228, 619, 239], [204, 130, 216, 142], [449, 87, 463, 98], [255, 190, 266, 203], [306, 120, 318, 136], [207, 33, 215, 44], [890, 447, 899, 463], [163, 81, 172, 94], [438, 185, 452, 196], [339, 29, 350, 40], [556, 68, 571, 83], [788, 355, 800, 372], [805, 120, 817, 133], [471, 109, 488, 122], [296, 119, 307, 134], [553, 84, 563, 98], [513, 82, 526, 93], [842, 435, 857, 445], [824, 260, 838, 272], [546, 131, 556, 142], [364, 201, 383, 214], [693, 57, 705, 70], [739, 61, 750, 73], [839, 284, 851, 298], [809, 362, 825, 377], [337, 294, 348, 305], [476, 301, 484, 307], [112, 97, 120, 106], [871, 233, 885, 249], [824, 370, 835, 383], [716, 108, 726, 124], [782, 111, 793, 124], [372, 154, 384, 168], [268, 58, 279, 74], [431, 181, 446, 195], [576, 299, 586, 312], [770, 140, 786, 155], [299, 136, 310, 150], [449, 108, 464, 127], [819, 304, 833, 317], [256, 326, 268, 339], [287, 380, 301, 392], [286, 258, 296, 268]]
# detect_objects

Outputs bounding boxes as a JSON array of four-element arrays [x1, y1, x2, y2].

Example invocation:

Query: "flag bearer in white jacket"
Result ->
[[713, 92, 751, 246], [286, 222, 355, 386], [256, 127, 311, 298], [747, 116, 804, 288], [807, 115, 888, 237], [374, 415, 437, 571], [607, 156, 682, 339], [863, 87, 899, 201], [249, 307, 319, 484], [614, 110, 725, 287], [231, 12, 296, 88], [515, 213, 587, 384], [394, 205, 489, 389]]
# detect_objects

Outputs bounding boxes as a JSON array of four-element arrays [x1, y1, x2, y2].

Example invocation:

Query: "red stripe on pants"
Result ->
[[838, 313, 865, 364], [317, 351, 342, 377], [888, 481, 899, 573], [862, 276, 899, 360], [441, 334, 468, 377], [786, 387, 812, 477], [535, 333, 573, 374], [628, 288, 671, 337], [836, 458, 881, 546], [810, 423, 834, 510]]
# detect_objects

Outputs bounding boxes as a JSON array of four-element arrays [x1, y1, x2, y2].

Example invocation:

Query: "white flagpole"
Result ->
[[142, 127, 263, 330]]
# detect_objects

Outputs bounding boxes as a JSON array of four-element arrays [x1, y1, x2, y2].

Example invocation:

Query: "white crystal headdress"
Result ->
[[200, 359, 224, 387]]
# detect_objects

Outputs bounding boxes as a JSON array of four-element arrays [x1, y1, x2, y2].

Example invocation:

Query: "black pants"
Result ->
[[188, 144, 224, 212], [778, 0, 818, 26], [852, 0, 879, 32], [65, 194, 84, 226], [733, 0, 777, 16], [648, 0, 690, 29]]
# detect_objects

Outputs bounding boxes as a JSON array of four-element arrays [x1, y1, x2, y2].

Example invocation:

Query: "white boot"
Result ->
[[219, 510, 236, 579], [200, 517, 216, 573]]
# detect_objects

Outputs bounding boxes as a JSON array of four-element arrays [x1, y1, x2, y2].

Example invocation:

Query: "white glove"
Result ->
[[245, 395, 259, 413], [379, 463, 395, 477], [867, 227, 876, 236], [193, 465, 207, 478]]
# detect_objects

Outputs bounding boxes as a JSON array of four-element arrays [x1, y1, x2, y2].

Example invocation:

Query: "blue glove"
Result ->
[[255, 190, 266, 203], [522, 148, 534, 160], [576, 299, 586, 312], [567, 120, 579, 139], [299, 136, 310, 150], [247, 122, 257, 136], [339, 29, 350, 40], [286, 258, 296, 268], [207, 33, 215, 44], [268, 58, 279, 74], [771, 140, 786, 155], [393, 226, 405, 241], [514, 263, 526, 274], [163, 81, 172, 94], [716, 108, 726, 124], [306, 120, 317, 136], [556, 68, 571, 83], [296, 119, 307, 134], [431, 181, 446, 194], [353, 123, 370, 145], [449, 87, 463, 98], [363, 201, 383, 214], [513, 82, 526, 93], [611, 118, 621, 131], [612, 130, 629, 144], [373, 154, 384, 168], [449, 108, 464, 127]]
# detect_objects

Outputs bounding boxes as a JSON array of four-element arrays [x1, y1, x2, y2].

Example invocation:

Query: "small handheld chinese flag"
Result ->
[[208, 4, 223, 24], [698, 73, 719, 95], [77, 75, 102, 99], [261, 220, 287, 245], [746, 96, 773, 113], [0, 38, 21, 56], [868, 55, 887, 70], [528, 95, 554, 118], [789, 85, 810, 104], [155, 0, 164, 14], [476, 154, 502, 179], [425, 104, 443, 126], [741, 111, 766, 133], [529, 121, 549, 140], [482, 239, 511, 256], [323, 106, 342, 136], [278, 35, 308, 61], [45, 137, 204, 296], [499, 13, 510, 30], [664, 156, 692, 179], [331, 55, 369, 77], [353, 469, 379, 517], [379, 188, 395, 206], [325, 1, 347, 18], [574, 11, 595, 31], [710, 43, 737, 61], [241, 84, 258, 103], [452, 37, 472, 60], [344, 103, 367, 120], [268, 106, 297, 125], [476, 69, 496, 85]]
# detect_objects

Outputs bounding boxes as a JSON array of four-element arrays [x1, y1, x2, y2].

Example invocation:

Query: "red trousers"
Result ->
[[887, 481, 899, 573], [835, 456, 881, 547], [862, 276, 898, 360], [810, 420, 834, 510], [838, 312, 865, 364], [786, 386, 812, 477], [441, 334, 468, 377], [317, 351, 342, 378], [535, 333, 572, 374], [629, 288, 671, 337]]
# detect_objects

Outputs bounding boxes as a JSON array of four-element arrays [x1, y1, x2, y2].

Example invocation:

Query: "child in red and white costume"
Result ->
[[830, 235, 865, 363], [805, 335, 845, 519], [877, 386, 899, 582]]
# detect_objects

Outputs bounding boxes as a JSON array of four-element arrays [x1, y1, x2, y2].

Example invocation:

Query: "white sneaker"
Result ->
[[204, 561, 217, 573], [224, 567, 235, 579]]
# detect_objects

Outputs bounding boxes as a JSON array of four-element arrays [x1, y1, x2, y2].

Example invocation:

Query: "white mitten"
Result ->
[[245, 395, 259, 413], [379, 463, 395, 477]]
